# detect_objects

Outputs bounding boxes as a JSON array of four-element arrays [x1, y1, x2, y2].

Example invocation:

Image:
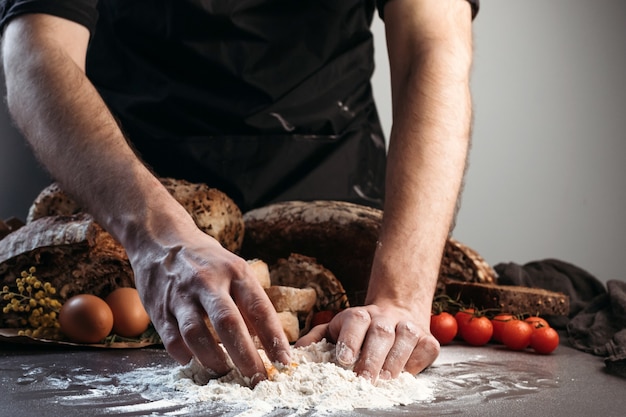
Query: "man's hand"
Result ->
[[130, 226, 291, 384], [296, 303, 439, 381], [296, 0, 475, 380], [1, 13, 290, 385]]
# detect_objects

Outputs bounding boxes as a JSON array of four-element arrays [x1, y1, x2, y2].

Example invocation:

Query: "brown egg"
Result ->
[[59, 294, 114, 344], [105, 287, 151, 338]]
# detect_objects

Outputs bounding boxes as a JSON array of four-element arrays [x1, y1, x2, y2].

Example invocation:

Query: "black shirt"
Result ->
[[0, 0, 478, 210]]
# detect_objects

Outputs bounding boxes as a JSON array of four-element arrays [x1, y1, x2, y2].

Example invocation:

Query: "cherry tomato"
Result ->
[[491, 313, 514, 343], [501, 319, 534, 350], [530, 327, 560, 354], [524, 316, 550, 329], [460, 315, 493, 346], [312, 310, 336, 326], [430, 312, 458, 345], [454, 308, 475, 334]]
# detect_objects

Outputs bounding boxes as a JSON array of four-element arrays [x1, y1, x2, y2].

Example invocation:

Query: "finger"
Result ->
[[174, 304, 232, 376], [332, 308, 372, 368], [352, 319, 396, 382], [158, 316, 194, 366], [201, 294, 268, 385], [231, 274, 291, 366], [294, 323, 330, 347], [379, 321, 420, 379], [404, 333, 440, 375]]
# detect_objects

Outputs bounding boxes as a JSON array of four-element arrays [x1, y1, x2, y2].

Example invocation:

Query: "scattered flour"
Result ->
[[42, 343, 559, 416], [171, 340, 434, 414]]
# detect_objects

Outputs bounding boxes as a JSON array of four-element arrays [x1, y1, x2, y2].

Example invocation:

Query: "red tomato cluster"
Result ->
[[430, 309, 559, 355]]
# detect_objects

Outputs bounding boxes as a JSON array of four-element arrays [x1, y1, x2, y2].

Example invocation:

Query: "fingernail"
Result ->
[[277, 350, 291, 366], [336, 341, 355, 366], [379, 369, 392, 380], [250, 372, 266, 387], [360, 369, 374, 382]]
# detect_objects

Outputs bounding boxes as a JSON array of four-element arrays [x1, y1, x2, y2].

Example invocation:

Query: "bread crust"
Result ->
[[27, 178, 244, 252], [242, 200, 496, 305], [0, 214, 134, 327]]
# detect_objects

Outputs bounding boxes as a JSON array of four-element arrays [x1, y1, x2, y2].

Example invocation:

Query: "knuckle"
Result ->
[[372, 320, 395, 338], [404, 335, 441, 374], [421, 334, 441, 357], [223, 256, 250, 282], [178, 318, 206, 339], [398, 320, 420, 340], [209, 308, 240, 334], [348, 308, 371, 324]]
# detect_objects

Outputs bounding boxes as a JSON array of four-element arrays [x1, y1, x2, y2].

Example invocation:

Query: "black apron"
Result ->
[[87, 0, 386, 211]]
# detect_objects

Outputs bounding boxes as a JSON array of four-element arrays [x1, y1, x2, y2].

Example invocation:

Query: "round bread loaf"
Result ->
[[27, 178, 244, 252], [27, 182, 81, 222], [242, 200, 496, 305], [269, 253, 350, 311], [159, 178, 244, 252]]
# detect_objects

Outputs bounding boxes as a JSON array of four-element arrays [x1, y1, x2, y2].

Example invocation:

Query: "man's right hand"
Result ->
[[129, 223, 292, 384], [1, 13, 290, 384]]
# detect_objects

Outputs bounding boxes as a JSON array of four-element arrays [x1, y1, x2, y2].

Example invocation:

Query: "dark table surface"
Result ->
[[1, 336, 625, 417]]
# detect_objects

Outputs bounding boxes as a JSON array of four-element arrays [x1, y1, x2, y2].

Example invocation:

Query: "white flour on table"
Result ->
[[171, 339, 434, 414], [33, 343, 561, 416], [45, 340, 432, 416]]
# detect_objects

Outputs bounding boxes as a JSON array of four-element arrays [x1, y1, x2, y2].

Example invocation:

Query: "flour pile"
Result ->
[[171, 340, 434, 414]]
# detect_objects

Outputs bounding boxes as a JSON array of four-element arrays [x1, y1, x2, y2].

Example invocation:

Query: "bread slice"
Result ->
[[444, 280, 570, 316], [0, 213, 134, 327], [265, 285, 317, 313], [247, 258, 271, 289], [276, 311, 300, 343]]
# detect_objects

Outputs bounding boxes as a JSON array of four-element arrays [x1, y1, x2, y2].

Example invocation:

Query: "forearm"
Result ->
[[366, 1, 473, 315], [2, 16, 196, 255], [2, 15, 292, 379]]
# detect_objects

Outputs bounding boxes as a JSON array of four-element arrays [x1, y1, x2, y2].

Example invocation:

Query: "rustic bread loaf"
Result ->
[[159, 178, 244, 252], [27, 182, 82, 223], [0, 213, 134, 328], [27, 178, 244, 252], [269, 253, 349, 312], [438, 238, 496, 294], [242, 200, 496, 305], [444, 280, 570, 316]]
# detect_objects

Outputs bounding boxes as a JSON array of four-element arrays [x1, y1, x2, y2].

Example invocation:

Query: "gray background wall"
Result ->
[[1, 1, 625, 283], [372, 0, 626, 283]]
